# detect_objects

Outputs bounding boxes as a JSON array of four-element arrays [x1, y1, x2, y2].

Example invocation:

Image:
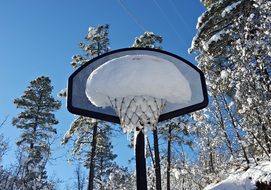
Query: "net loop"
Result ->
[[108, 95, 166, 133]]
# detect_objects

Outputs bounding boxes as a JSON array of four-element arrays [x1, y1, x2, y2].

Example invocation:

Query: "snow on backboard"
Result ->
[[85, 54, 192, 107], [67, 48, 208, 123]]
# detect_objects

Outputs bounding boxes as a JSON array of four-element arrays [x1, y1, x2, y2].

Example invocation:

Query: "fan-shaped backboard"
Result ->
[[67, 48, 208, 123]]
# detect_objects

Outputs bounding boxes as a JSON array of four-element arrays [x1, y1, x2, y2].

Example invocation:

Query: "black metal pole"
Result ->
[[136, 129, 147, 190]]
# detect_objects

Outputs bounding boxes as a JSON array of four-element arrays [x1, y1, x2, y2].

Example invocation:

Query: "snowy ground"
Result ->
[[204, 161, 271, 190]]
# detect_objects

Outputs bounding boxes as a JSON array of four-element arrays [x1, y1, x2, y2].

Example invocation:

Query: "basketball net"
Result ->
[[108, 95, 166, 133]]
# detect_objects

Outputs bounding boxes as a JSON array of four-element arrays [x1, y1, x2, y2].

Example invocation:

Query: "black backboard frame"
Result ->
[[67, 48, 208, 123]]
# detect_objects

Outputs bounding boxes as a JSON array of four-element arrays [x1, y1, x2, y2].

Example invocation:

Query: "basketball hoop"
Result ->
[[67, 48, 208, 190]]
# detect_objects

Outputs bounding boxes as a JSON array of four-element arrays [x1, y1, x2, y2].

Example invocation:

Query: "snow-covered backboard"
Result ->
[[67, 48, 208, 123]]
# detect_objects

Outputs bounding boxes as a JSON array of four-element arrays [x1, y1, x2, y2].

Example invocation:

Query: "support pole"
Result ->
[[136, 129, 147, 190]]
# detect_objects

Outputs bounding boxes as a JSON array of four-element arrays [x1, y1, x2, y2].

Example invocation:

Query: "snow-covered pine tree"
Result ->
[[61, 24, 118, 190], [189, 0, 271, 187], [230, 0, 271, 157], [191, 105, 233, 187], [132, 31, 163, 190], [158, 116, 194, 190], [132, 32, 162, 49], [12, 76, 61, 190], [70, 24, 110, 69], [73, 164, 86, 190], [87, 124, 117, 189], [0, 118, 12, 190]]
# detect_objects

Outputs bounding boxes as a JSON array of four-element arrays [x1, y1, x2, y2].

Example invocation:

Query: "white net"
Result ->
[[108, 95, 166, 133]]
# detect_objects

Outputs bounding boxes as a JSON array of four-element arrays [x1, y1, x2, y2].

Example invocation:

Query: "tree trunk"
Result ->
[[147, 137, 155, 165], [88, 123, 98, 190], [250, 131, 270, 157], [221, 93, 250, 165], [147, 137, 156, 188], [76, 165, 81, 190], [261, 124, 270, 154], [254, 109, 271, 154], [167, 125, 172, 190], [153, 128, 162, 190], [209, 145, 215, 173], [214, 96, 234, 156]]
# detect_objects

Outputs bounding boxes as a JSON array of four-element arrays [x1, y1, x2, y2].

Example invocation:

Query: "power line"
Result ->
[[168, 0, 192, 33], [151, 0, 183, 42], [116, 0, 148, 32]]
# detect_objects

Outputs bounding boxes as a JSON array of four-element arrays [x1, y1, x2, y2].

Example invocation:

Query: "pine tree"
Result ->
[[12, 76, 61, 190], [73, 164, 86, 190], [0, 118, 12, 190], [146, 113, 194, 190], [189, 0, 271, 187], [132, 32, 162, 49], [62, 24, 118, 190], [86, 124, 117, 189], [70, 24, 110, 69]]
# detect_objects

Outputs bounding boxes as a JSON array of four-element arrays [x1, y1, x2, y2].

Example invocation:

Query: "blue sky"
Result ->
[[0, 0, 205, 188]]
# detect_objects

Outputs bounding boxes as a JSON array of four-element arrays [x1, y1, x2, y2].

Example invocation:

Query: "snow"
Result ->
[[85, 54, 192, 135], [247, 98, 253, 105], [220, 70, 229, 79], [204, 161, 271, 190], [189, 36, 198, 53], [196, 12, 206, 29], [221, 1, 242, 17], [172, 168, 180, 180], [228, 101, 235, 108], [203, 30, 226, 51], [85, 54, 191, 108], [58, 88, 67, 97]]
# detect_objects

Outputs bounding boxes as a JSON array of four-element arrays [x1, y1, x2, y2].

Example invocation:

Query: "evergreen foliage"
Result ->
[[132, 32, 162, 49], [70, 24, 110, 69], [12, 76, 61, 190], [188, 0, 271, 188], [62, 24, 118, 190]]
